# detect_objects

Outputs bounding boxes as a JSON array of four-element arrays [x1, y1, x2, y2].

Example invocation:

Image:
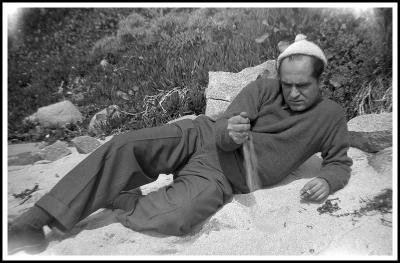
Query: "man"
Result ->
[[8, 39, 352, 254]]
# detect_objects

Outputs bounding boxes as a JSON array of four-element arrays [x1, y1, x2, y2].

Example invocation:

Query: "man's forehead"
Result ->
[[280, 56, 314, 78]]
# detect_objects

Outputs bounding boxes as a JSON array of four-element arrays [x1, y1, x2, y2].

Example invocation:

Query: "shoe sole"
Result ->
[[9, 242, 48, 255]]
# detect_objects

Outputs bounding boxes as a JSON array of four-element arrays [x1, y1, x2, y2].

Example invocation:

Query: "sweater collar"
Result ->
[[281, 96, 324, 112]]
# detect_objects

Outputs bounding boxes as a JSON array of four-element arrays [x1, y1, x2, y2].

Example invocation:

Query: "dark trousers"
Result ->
[[36, 119, 233, 236]]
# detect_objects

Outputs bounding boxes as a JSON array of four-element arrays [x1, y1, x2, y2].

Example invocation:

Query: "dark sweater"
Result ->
[[194, 78, 353, 194]]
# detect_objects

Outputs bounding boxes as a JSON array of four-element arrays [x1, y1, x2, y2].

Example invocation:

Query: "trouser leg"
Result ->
[[35, 119, 200, 231], [115, 154, 233, 236]]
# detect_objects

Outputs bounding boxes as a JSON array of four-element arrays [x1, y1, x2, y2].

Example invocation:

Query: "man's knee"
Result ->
[[154, 182, 224, 235]]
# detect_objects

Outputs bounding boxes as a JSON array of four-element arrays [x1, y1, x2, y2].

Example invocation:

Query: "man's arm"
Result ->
[[214, 79, 273, 151], [301, 115, 353, 201]]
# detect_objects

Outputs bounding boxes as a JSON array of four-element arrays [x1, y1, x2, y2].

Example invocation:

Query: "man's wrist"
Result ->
[[316, 176, 331, 193]]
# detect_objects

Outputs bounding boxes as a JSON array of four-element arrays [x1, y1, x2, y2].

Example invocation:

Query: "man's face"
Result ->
[[279, 56, 321, 112]]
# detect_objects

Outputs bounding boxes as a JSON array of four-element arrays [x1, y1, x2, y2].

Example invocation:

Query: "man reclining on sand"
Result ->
[[8, 38, 352, 255]]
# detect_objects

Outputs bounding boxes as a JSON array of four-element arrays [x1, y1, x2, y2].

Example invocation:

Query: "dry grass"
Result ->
[[353, 76, 392, 116]]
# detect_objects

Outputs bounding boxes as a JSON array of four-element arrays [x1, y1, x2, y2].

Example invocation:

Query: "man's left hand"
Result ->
[[300, 178, 330, 202]]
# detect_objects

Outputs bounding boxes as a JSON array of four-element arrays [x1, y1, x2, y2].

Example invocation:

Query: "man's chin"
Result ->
[[289, 104, 307, 112]]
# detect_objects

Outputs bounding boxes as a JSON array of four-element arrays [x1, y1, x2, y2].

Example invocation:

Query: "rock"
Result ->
[[348, 130, 392, 153], [116, 90, 130, 101], [34, 160, 53, 165], [167, 114, 198, 124], [88, 105, 121, 136], [37, 140, 72, 161], [100, 59, 109, 68], [205, 60, 277, 119], [8, 142, 43, 156], [347, 112, 392, 132], [368, 147, 392, 177], [35, 100, 83, 128], [72, 136, 102, 154], [347, 113, 392, 153], [23, 112, 39, 125], [8, 152, 44, 166]]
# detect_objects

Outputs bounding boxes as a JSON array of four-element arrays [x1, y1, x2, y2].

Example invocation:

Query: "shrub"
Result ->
[[8, 7, 392, 142]]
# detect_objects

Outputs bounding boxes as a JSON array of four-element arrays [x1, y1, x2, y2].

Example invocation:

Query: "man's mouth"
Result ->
[[289, 100, 303, 104]]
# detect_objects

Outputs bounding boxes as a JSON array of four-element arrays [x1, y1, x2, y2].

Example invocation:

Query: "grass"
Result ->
[[352, 75, 393, 116], [7, 8, 392, 143]]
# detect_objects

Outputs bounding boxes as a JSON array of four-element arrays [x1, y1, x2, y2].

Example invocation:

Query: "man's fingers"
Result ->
[[309, 183, 322, 194], [229, 131, 249, 144], [229, 123, 251, 132], [240, 112, 249, 119], [308, 188, 324, 201], [301, 180, 318, 194], [314, 192, 328, 202], [232, 131, 249, 140], [233, 113, 250, 124]]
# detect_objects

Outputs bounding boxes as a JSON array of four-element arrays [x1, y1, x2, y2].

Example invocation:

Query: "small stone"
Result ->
[[34, 160, 52, 165], [116, 90, 130, 101], [72, 136, 101, 154], [37, 140, 72, 161], [8, 152, 44, 166]]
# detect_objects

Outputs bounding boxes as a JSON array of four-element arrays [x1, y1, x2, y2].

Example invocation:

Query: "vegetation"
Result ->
[[8, 8, 392, 142]]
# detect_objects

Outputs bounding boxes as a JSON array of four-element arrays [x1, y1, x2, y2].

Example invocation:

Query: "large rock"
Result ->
[[71, 136, 101, 154], [347, 113, 392, 153], [205, 60, 277, 119], [37, 140, 72, 161], [34, 100, 83, 128]]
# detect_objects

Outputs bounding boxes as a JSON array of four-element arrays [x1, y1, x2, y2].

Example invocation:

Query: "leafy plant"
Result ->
[[8, 8, 392, 142]]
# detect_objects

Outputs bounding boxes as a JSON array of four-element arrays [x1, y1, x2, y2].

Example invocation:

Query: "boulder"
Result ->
[[205, 60, 277, 119], [368, 147, 392, 177], [72, 136, 102, 154], [347, 113, 392, 153], [37, 140, 72, 161], [88, 105, 121, 136], [35, 100, 83, 128]]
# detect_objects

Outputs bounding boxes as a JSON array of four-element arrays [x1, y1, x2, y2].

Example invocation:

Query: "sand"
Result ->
[[5, 139, 394, 259]]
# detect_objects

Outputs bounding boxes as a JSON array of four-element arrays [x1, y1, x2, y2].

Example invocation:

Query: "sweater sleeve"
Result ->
[[215, 79, 273, 151], [318, 115, 353, 194]]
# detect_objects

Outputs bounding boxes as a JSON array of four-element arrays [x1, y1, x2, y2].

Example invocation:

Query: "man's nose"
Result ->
[[289, 86, 300, 97]]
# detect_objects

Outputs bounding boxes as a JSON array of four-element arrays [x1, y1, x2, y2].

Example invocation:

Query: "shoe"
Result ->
[[8, 223, 48, 255]]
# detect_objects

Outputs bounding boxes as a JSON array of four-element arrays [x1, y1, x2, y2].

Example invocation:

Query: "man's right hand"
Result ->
[[227, 112, 251, 144]]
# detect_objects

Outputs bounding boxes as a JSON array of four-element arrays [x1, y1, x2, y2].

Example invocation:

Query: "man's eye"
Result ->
[[297, 84, 310, 88]]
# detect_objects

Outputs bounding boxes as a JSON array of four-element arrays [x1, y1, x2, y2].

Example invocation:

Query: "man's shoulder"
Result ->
[[318, 98, 346, 120], [249, 78, 280, 95]]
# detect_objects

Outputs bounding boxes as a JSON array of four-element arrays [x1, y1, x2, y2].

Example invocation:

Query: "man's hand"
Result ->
[[300, 178, 330, 202], [227, 112, 251, 144]]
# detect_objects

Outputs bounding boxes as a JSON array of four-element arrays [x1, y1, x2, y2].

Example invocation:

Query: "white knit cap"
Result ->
[[276, 39, 327, 71]]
